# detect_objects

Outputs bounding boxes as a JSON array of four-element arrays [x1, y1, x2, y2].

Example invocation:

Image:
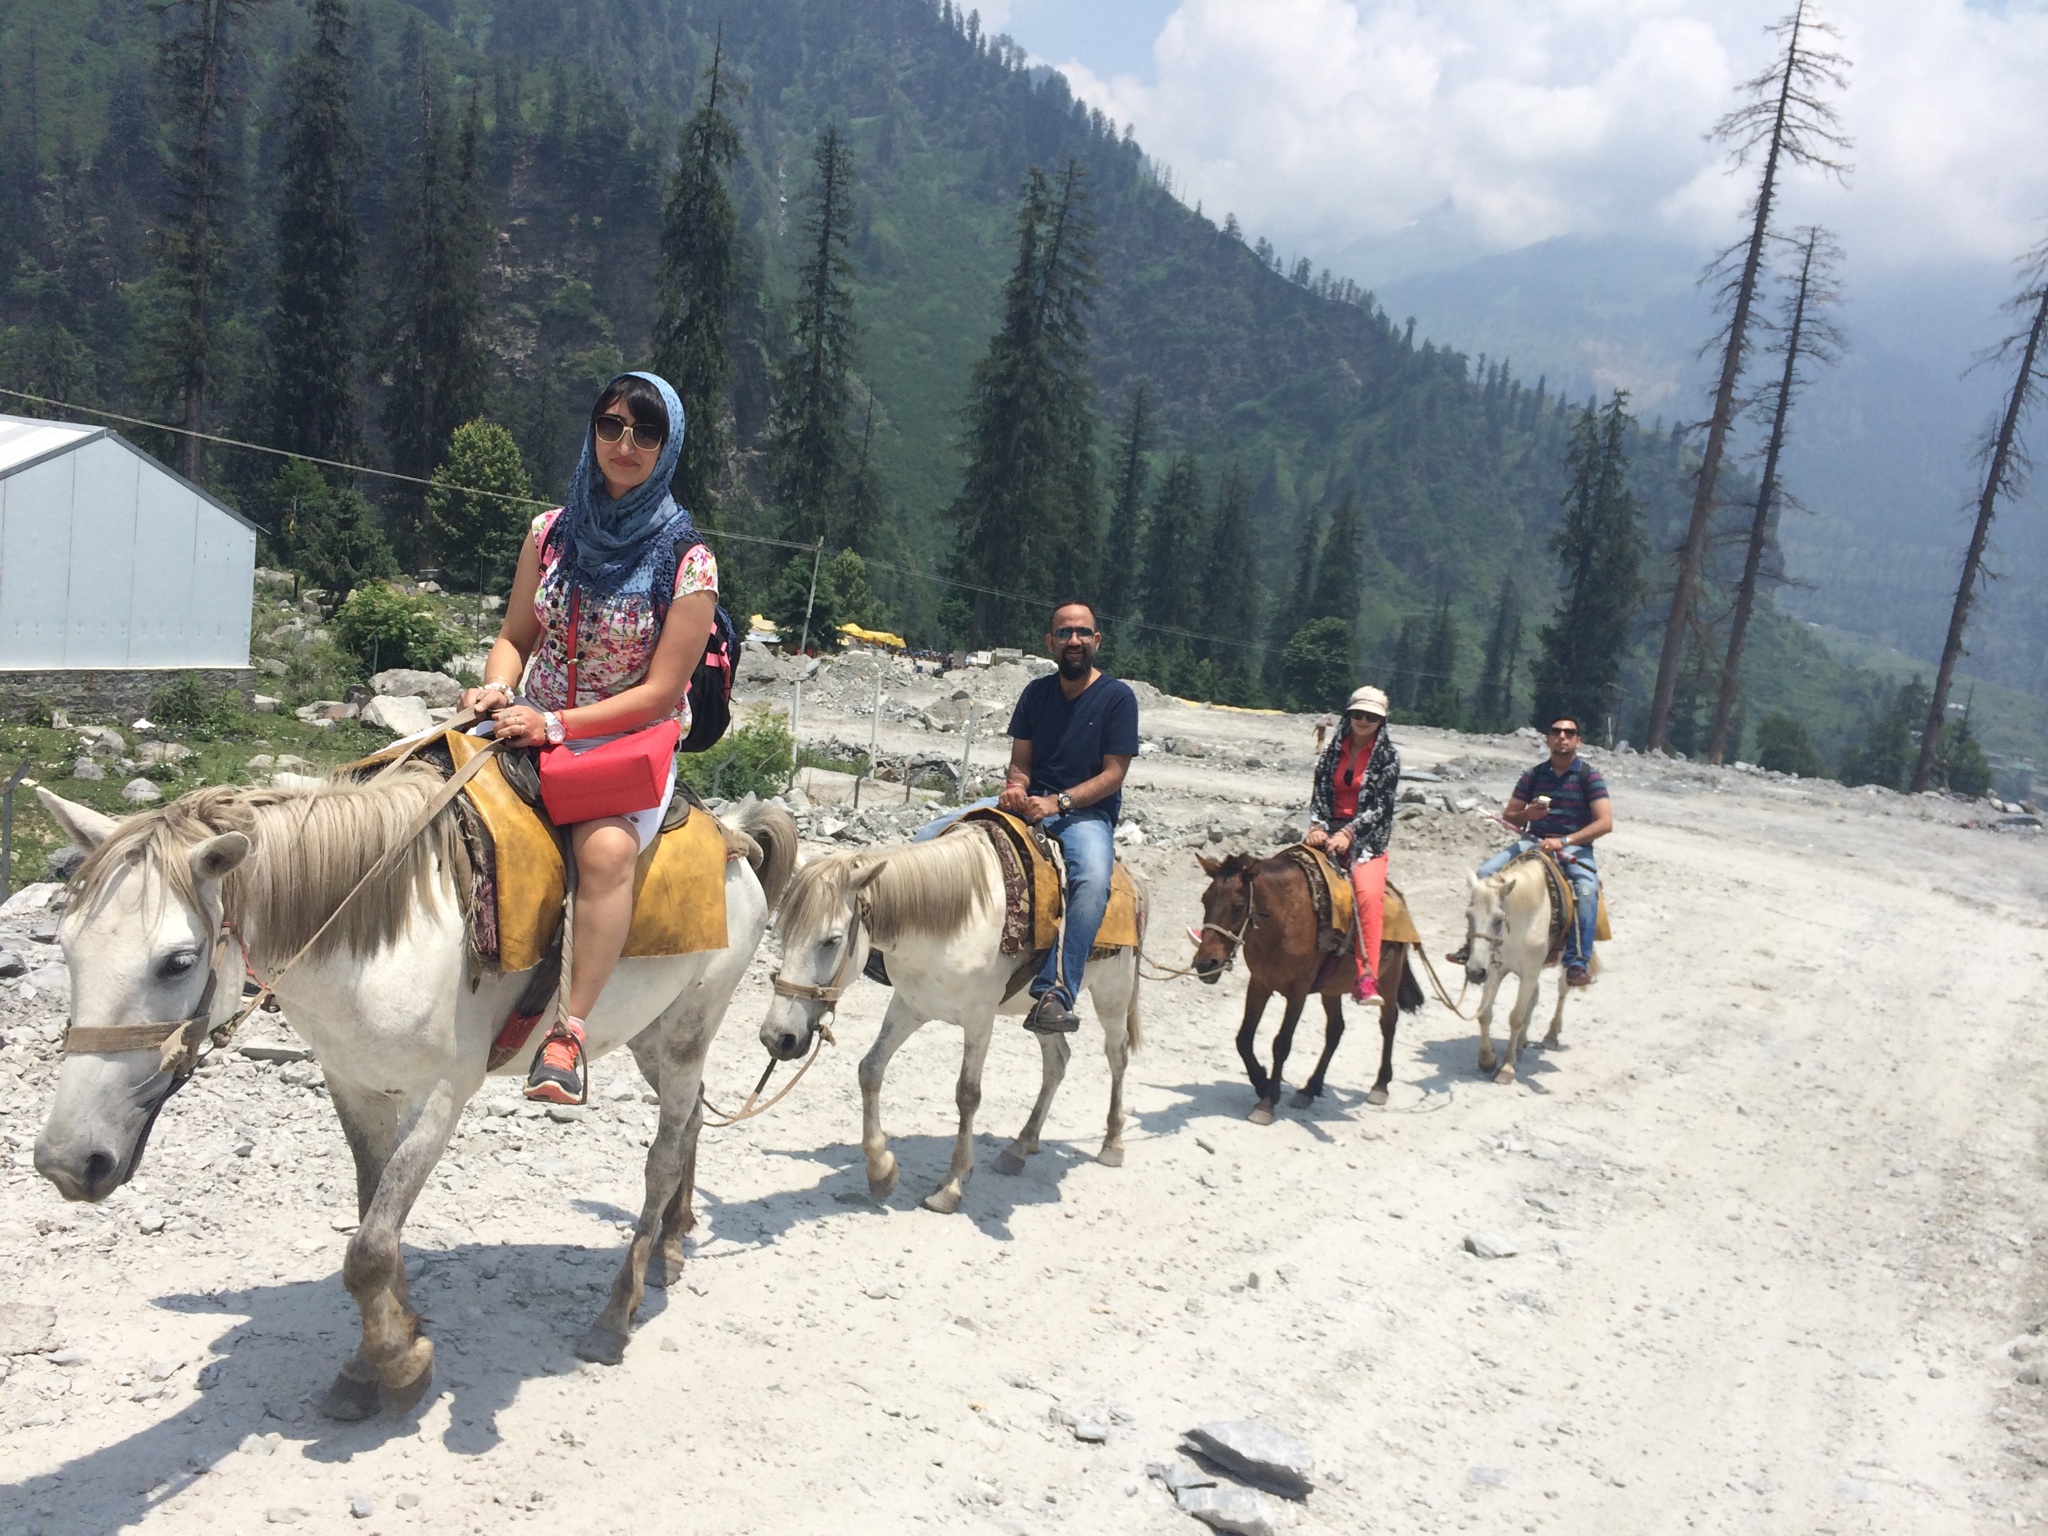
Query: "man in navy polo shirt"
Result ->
[[916, 600, 1139, 1033], [1455, 715, 1613, 986]]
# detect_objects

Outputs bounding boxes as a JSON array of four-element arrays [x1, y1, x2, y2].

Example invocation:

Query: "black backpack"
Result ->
[[682, 598, 737, 753]]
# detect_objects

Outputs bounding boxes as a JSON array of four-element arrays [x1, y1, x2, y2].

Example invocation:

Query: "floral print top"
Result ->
[[525, 509, 719, 731]]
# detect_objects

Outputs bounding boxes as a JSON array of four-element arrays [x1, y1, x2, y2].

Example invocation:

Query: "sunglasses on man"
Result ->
[[1547, 725, 1581, 738], [593, 413, 664, 451], [1052, 626, 1098, 641]]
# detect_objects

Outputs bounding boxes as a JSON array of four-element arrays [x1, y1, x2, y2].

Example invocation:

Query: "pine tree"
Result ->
[[769, 122, 862, 552], [1416, 595, 1460, 726], [1138, 454, 1204, 640], [147, 0, 269, 481], [1200, 462, 1257, 661], [1648, 0, 1850, 749], [426, 418, 532, 609], [1308, 491, 1361, 628], [1841, 677, 1929, 790], [1531, 394, 1649, 731], [652, 27, 744, 519], [1471, 575, 1523, 730], [269, 0, 360, 467], [381, 28, 488, 563], [1100, 385, 1150, 620], [1386, 616, 1421, 712], [1913, 238, 2048, 791], [1706, 225, 1844, 762], [946, 160, 1101, 640]]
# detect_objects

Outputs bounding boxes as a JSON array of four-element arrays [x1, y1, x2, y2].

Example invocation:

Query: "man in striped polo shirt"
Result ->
[[1455, 716, 1613, 986]]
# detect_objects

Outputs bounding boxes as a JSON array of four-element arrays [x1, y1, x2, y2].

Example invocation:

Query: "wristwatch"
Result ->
[[543, 711, 567, 745], [1056, 792, 1073, 813]]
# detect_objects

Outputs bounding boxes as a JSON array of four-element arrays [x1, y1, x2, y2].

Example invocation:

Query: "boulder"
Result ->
[[361, 694, 435, 737], [295, 700, 357, 723], [0, 883, 61, 919], [1176, 1486, 1276, 1536], [370, 668, 464, 708], [71, 758, 105, 782], [251, 695, 280, 715], [121, 778, 163, 804], [81, 726, 125, 757], [139, 742, 196, 766]]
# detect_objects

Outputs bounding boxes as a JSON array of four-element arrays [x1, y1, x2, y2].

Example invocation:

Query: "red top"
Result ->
[[1332, 732, 1368, 821]]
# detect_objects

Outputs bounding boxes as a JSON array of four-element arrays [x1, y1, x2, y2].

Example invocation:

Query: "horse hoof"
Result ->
[[920, 1186, 965, 1215], [1493, 1064, 1517, 1085], [993, 1148, 1027, 1177], [1366, 1086, 1390, 1107], [317, 1370, 381, 1422], [1289, 1089, 1318, 1109], [1477, 1058, 1497, 1077], [1096, 1144, 1125, 1168], [868, 1158, 900, 1202], [575, 1326, 629, 1367], [376, 1339, 436, 1418], [1247, 1100, 1276, 1126], [1542, 1035, 1565, 1050], [646, 1243, 687, 1290]]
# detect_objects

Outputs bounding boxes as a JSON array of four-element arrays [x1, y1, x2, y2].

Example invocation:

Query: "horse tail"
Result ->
[[1396, 947, 1425, 1013], [1125, 870, 1147, 1054], [730, 798, 799, 912]]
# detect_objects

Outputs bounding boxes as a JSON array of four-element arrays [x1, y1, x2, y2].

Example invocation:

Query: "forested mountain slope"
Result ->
[[0, 0, 1932, 759]]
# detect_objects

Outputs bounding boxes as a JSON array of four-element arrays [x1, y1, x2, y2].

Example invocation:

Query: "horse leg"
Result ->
[[859, 996, 926, 1202], [1253, 993, 1308, 1124], [1498, 964, 1542, 1085], [336, 1079, 461, 1416], [581, 1009, 715, 1365], [1292, 992, 1346, 1108], [1235, 984, 1275, 1110], [1475, 968, 1509, 1077], [1361, 947, 1403, 1106], [625, 1027, 697, 1286], [923, 1015, 995, 1214], [1542, 973, 1570, 1048], [317, 1079, 401, 1421], [1094, 958, 1135, 1167], [996, 1030, 1071, 1176]]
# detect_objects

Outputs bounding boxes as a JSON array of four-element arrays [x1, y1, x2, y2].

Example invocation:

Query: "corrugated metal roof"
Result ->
[[0, 415, 104, 476]]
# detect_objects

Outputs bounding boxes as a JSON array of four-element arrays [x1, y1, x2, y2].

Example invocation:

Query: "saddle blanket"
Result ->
[[355, 729, 733, 971], [951, 807, 1142, 956], [1526, 848, 1613, 967], [1282, 844, 1421, 952]]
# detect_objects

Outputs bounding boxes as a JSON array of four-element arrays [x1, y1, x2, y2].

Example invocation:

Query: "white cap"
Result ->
[[1346, 685, 1390, 717]]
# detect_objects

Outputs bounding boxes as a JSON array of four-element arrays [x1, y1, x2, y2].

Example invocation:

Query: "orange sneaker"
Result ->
[[524, 1019, 587, 1104]]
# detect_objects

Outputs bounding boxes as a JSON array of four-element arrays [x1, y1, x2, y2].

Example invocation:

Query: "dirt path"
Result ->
[[3, 716, 2046, 1535]]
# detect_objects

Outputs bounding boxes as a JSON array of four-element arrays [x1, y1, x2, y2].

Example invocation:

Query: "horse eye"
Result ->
[[158, 951, 199, 979]]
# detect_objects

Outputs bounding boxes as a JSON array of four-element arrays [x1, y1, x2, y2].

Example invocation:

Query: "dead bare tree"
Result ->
[[1706, 226, 1844, 763], [1647, 0, 1849, 752], [1910, 240, 2048, 793]]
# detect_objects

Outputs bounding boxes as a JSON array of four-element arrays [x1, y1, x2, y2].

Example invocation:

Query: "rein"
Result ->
[[61, 731, 506, 1084]]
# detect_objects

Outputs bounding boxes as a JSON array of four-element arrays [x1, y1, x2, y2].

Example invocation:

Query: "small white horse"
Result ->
[[1460, 857, 1593, 1083], [761, 833, 1143, 1214], [32, 774, 795, 1415]]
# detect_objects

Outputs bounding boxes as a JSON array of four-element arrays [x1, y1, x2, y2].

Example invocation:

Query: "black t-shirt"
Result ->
[[1006, 672, 1141, 823]]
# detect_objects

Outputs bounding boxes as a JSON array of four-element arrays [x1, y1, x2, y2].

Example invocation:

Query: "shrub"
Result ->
[[332, 583, 459, 673], [150, 672, 246, 740], [678, 708, 793, 801], [1279, 617, 1356, 714], [1939, 716, 1992, 798]]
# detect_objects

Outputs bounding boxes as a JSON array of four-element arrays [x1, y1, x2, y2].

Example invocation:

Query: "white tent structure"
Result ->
[[0, 414, 255, 689]]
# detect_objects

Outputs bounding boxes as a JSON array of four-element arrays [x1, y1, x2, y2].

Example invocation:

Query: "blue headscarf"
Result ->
[[545, 371, 700, 618]]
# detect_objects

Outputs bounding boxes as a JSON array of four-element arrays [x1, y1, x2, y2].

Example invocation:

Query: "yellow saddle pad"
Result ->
[[362, 730, 730, 971], [1287, 845, 1421, 950], [956, 807, 1141, 953]]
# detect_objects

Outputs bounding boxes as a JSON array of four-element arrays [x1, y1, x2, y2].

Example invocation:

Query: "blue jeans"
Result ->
[[914, 797, 1116, 1003], [1478, 839, 1600, 969]]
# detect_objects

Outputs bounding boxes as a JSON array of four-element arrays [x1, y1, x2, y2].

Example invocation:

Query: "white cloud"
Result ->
[[1056, 0, 2048, 274]]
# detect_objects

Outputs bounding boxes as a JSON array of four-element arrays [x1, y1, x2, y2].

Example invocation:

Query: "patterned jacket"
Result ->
[[1309, 725, 1401, 866]]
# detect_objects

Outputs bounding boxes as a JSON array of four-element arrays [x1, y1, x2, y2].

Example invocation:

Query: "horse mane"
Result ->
[[779, 831, 995, 947], [71, 765, 472, 972]]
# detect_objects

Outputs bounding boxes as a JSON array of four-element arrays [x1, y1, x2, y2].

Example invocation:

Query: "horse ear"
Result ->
[[37, 788, 119, 851], [1197, 855, 1221, 877], [188, 832, 251, 885], [852, 857, 887, 891], [1468, 872, 1486, 893]]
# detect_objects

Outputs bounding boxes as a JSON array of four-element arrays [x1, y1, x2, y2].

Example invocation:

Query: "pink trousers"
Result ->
[[1349, 853, 1387, 990]]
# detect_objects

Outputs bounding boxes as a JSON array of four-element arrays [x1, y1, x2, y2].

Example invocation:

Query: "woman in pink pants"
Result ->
[[1304, 685, 1401, 1002]]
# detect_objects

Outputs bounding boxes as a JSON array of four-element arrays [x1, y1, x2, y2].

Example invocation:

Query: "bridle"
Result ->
[[699, 892, 861, 1129], [1187, 873, 1262, 976]]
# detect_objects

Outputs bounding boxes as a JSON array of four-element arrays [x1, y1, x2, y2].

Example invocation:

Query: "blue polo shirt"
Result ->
[[1007, 672, 1141, 823]]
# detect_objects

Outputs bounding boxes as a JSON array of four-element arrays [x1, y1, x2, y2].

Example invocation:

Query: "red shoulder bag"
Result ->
[[536, 587, 682, 825]]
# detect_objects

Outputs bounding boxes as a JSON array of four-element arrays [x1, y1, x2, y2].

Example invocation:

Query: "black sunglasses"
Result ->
[[1346, 710, 1385, 722], [1052, 626, 1098, 641], [1547, 726, 1581, 737], [593, 413, 663, 451]]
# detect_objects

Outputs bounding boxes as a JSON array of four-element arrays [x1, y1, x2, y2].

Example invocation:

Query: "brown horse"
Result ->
[[1193, 852, 1424, 1122]]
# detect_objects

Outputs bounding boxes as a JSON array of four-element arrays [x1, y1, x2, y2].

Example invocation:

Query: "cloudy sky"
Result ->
[[977, 0, 2048, 280]]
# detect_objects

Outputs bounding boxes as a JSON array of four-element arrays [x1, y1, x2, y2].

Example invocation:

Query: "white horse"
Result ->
[[761, 833, 1143, 1214], [1459, 857, 1592, 1083], [31, 773, 795, 1415]]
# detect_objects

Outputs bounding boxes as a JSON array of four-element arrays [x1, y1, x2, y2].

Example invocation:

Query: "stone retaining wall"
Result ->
[[0, 668, 255, 723]]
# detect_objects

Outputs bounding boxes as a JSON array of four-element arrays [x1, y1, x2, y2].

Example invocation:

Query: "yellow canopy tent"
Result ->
[[838, 622, 907, 650]]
